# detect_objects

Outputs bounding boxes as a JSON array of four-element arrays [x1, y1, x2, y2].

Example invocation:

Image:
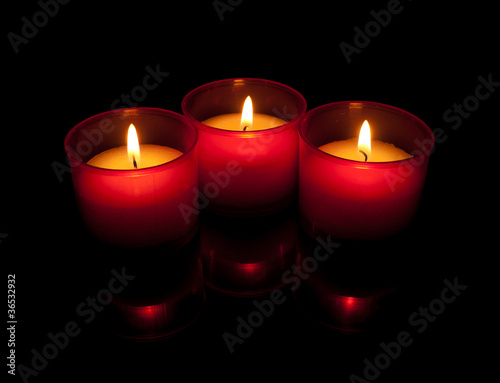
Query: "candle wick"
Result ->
[[243, 126, 248, 131], [132, 155, 138, 169], [359, 150, 368, 162]]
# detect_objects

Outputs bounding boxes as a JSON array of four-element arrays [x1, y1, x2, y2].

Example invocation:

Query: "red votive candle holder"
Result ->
[[64, 108, 198, 247], [182, 78, 306, 217], [299, 101, 434, 240]]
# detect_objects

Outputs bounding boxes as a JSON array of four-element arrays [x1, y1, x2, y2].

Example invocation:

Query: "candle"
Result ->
[[319, 121, 412, 162], [202, 96, 287, 131], [87, 144, 182, 169], [87, 124, 183, 169], [299, 101, 434, 240], [65, 108, 199, 247], [182, 78, 307, 217], [202, 113, 286, 131]]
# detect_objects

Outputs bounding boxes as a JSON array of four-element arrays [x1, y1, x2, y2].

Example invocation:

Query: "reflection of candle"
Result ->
[[182, 78, 307, 217], [65, 108, 199, 247], [294, 234, 397, 332], [87, 124, 183, 169], [110, 244, 204, 340], [201, 210, 297, 296], [299, 101, 434, 240], [295, 268, 395, 333], [319, 120, 411, 162]]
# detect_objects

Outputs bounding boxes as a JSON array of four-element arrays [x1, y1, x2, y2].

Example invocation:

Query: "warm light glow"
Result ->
[[127, 124, 141, 168], [344, 296, 356, 310], [240, 96, 253, 131], [357, 120, 371, 161]]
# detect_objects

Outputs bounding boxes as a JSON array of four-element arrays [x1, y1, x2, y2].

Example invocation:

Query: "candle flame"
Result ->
[[240, 96, 253, 131], [357, 120, 371, 161], [127, 124, 141, 168]]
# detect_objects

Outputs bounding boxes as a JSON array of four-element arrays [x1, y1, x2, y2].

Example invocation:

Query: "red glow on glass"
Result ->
[[124, 303, 169, 332], [201, 213, 298, 296], [137, 305, 158, 319], [239, 262, 260, 274], [344, 296, 356, 310], [110, 257, 204, 340], [294, 248, 396, 332], [335, 295, 371, 319]]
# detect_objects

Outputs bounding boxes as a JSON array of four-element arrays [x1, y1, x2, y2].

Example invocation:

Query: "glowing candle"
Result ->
[[87, 124, 182, 170], [319, 120, 412, 162], [299, 101, 434, 240], [202, 96, 286, 132], [182, 78, 307, 217], [65, 108, 198, 247]]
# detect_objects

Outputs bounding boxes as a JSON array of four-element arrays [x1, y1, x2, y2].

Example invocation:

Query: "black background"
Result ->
[[3, 0, 496, 382]]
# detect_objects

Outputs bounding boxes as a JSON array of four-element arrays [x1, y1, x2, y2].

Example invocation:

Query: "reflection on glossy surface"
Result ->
[[296, 273, 395, 333], [201, 209, 298, 296], [294, 231, 398, 332], [108, 238, 204, 340]]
